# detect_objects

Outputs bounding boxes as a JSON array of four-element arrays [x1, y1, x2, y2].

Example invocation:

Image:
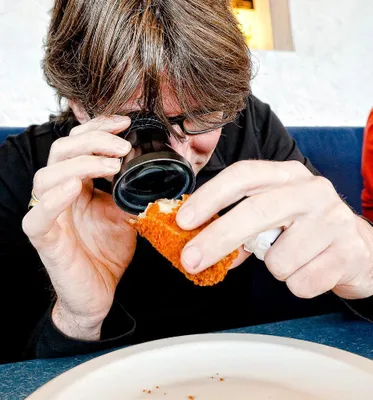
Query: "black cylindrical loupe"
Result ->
[[112, 114, 196, 214]]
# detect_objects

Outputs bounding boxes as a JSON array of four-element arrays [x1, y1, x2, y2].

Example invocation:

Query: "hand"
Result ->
[[22, 116, 136, 340], [176, 160, 373, 300]]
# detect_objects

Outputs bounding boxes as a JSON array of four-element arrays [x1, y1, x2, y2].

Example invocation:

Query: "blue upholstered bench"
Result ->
[[0, 126, 364, 214]]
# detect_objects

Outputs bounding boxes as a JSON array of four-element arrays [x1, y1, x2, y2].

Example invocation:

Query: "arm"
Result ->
[[0, 133, 46, 363], [253, 99, 373, 320], [26, 301, 135, 359], [176, 97, 373, 322], [0, 125, 136, 362]]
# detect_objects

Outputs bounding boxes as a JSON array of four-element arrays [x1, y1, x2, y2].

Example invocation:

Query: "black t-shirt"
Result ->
[[0, 96, 359, 363]]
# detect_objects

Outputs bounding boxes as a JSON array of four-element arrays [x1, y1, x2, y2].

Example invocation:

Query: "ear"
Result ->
[[68, 100, 91, 124]]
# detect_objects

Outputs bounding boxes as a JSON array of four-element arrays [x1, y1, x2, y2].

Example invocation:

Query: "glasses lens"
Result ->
[[183, 111, 225, 133]]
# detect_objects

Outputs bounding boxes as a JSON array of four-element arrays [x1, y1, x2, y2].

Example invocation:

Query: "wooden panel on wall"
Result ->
[[269, 0, 295, 51]]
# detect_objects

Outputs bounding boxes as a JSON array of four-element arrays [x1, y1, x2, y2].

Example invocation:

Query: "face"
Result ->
[[70, 84, 222, 175]]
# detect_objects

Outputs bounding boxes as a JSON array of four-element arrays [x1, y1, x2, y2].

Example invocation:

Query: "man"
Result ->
[[1, 0, 372, 364]]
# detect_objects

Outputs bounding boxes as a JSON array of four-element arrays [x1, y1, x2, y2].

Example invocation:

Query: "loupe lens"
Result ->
[[113, 155, 195, 214], [112, 115, 196, 214]]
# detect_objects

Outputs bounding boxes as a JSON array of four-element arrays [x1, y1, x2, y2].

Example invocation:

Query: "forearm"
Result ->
[[335, 216, 373, 322], [332, 216, 373, 300]]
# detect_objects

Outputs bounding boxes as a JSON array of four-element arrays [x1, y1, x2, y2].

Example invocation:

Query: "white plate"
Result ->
[[28, 333, 373, 400]]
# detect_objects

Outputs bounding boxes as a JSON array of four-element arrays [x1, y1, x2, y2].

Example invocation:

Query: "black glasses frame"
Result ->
[[125, 111, 228, 135]]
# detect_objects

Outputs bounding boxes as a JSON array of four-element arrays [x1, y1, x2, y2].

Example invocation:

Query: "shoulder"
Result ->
[[219, 95, 279, 164], [219, 96, 317, 173], [0, 117, 77, 171], [0, 117, 74, 215]]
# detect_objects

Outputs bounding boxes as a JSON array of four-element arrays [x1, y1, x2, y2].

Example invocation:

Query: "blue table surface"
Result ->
[[1, 312, 372, 399]]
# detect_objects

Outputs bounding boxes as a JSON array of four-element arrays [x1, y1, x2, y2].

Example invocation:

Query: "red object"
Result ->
[[361, 109, 373, 220]]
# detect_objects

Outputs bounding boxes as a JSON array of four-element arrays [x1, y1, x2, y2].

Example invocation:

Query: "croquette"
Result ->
[[131, 196, 238, 286]]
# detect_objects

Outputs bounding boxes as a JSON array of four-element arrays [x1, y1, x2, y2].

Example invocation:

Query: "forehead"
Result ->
[[121, 82, 197, 117]]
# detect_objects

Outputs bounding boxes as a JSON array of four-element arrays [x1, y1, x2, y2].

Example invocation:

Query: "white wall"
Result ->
[[0, 0, 55, 127], [251, 0, 373, 126], [0, 0, 372, 127]]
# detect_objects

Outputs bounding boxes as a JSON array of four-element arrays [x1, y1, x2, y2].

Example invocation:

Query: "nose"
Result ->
[[168, 134, 189, 160], [168, 125, 190, 158]]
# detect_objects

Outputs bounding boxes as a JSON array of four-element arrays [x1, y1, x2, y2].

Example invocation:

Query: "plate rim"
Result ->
[[27, 333, 373, 399]]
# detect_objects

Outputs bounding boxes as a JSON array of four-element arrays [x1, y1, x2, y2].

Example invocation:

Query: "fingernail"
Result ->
[[177, 205, 195, 227], [63, 178, 78, 192], [182, 246, 202, 271], [113, 115, 130, 122], [102, 158, 120, 169]]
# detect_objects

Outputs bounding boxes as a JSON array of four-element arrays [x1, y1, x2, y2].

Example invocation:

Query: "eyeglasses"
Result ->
[[126, 111, 229, 135], [168, 111, 229, 135]]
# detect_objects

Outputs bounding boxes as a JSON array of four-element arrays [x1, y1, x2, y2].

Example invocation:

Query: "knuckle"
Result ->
[[50, 137, 65, 157], [285, 160, 308, 176], [326, 202, 354, 227], [69, 126, 80, 136], [286, 275, 317, 299], [230, 160, 252, 180], [264, 252, 291, 281], [312, 176, 336, 197], [246, 192, 279, 223]]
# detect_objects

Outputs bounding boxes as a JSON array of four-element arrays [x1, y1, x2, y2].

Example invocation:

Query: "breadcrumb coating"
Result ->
[[132, 197, 238, 286]]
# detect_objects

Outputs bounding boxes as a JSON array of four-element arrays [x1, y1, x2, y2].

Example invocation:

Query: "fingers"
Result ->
[[69, 115, 130, 136], [48, 130, 131, 165], [33, 155, 121, 198], [48, 115, 132, 165], [278, 219, 371, 299], [177, 160, 312, 230], [264, 216, 340, 281], [181, 179, 339, 273], [285, 248, 343, 299], [22, 177, 82, 242], [228, 247, 251, 270]]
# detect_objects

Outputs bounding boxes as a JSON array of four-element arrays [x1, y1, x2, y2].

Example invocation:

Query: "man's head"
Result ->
[[43, 0, 252, 172]]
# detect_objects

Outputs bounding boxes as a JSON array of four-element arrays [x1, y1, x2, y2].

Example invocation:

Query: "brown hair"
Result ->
[[43, 0, 252, 131]]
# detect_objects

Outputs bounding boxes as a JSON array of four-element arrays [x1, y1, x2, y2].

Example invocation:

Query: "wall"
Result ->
[[251, 0, 373, 126], [0, 0, 55, 127], [0, 0, 372, 127]]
